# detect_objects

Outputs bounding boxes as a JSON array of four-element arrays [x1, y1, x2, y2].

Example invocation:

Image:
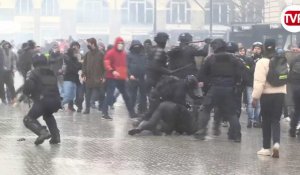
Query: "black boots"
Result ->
[[35, 127, 52, 145], [44, 115, 61, 144], [49, 132, 60, 144], [23, 116, 51, 145]]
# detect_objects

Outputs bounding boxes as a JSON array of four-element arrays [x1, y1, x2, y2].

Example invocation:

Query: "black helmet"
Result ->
[[32, 54, 48, 67], [178, 33, 193, 43], [184, 75, 198, 89], [211, 38, 227, 53], [154, 32, 169, 44], [226, 42, 239, 53]]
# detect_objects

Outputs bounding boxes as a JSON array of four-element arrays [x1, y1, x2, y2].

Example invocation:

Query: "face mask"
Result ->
[[87, 45, 92, 50], [117, 43, 124, 51]]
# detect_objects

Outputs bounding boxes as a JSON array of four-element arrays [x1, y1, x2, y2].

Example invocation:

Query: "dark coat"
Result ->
[[127, 40, 147, 80], [82, 48, 105, 88]]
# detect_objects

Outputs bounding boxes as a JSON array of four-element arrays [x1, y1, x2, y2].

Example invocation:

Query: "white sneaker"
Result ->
[[272, 143, 280, 158], [257, 148, 271, 156], [284, 117, 291, 122]]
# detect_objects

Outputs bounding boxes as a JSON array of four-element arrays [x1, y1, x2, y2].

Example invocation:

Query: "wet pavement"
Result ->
[[0, 102, 300, 175]]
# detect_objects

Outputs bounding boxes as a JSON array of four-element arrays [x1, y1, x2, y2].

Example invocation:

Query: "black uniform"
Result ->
[[194, 39, 242, 142], [168, 43, 207, 79], [146, 32, 170, 92], [168, 33, 208, 79], [23, 56, 61, 145], [129, 75, 201, 135]]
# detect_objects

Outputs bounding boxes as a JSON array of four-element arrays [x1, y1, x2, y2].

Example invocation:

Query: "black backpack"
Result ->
[[266, 49, 288, 87]]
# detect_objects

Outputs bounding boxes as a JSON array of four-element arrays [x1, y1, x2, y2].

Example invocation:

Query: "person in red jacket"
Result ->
[[102, 37, 136, 119]]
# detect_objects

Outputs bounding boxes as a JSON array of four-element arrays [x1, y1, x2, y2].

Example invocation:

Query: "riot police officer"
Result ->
[[23, 54, 61, 145], [168, 33, 208, 79], [146, 32, 170, 92], [194, 38, 242, 142]]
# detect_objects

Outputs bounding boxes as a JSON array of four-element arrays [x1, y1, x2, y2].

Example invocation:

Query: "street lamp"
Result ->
[[210, 0, 213, 38]]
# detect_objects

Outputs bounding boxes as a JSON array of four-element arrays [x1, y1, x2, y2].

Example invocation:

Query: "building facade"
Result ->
[[0, 0, 207, 45]]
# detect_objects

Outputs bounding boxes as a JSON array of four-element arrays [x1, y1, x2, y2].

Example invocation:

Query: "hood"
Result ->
[[1, 41, 12, 49], [129, 40, 143, 50], [114, 37, 125, 49]]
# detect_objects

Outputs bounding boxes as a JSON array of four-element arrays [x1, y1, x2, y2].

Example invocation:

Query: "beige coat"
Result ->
[[252, 58, 286, 99]]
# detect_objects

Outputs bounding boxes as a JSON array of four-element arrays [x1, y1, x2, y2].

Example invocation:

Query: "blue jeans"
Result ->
[[61, 81, 77, 106], [246, 86, 261, 122], [102, 79, 134, 116]]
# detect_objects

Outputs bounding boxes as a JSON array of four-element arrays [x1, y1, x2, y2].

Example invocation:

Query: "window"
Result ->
[[77, 0, 109, 23], [205, 1, 229, 25], [41, 0, 59, 16], [15, 0, 33, 16], [167, 0, 191, 24], [121, 0, 153, 25]]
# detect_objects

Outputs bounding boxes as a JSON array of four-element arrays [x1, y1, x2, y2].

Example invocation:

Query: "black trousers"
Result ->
[[260, 93, 284, 149], [291, 85, 300, 130], [27, 99, 60, 136], [197, 86, 241, 139], [0, 70, 16, 102], [135, 101, 195, 135], [128, 78, 147, 113]]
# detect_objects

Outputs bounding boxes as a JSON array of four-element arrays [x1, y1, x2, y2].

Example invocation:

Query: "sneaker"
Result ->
[[284, 117, 291, 122], [128, 128, 142, 135], [77, 108, 82, 113], [272, 143, 280, 158], [194, 130, 206, 140], [222, 121, 229, 127], [253, 122, 262, 128], [257, 148, 271, 156], [83, 110, 90, 114], [102, 115, 113, 120]]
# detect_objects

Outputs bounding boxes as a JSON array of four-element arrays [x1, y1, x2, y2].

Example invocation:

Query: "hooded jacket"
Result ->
[[127, 40, 146, 80], [104, 37, 128, 80]]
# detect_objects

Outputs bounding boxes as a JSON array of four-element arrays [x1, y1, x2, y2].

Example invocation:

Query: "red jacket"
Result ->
[[104, 37, 128, 80]]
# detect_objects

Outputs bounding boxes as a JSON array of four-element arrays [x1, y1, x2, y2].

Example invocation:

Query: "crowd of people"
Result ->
[[1, 32, 300, 159]]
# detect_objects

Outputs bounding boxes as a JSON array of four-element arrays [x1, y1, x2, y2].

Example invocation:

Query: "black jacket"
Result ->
[[146, 46, 170, 85], [23, 67, 60, 102], [63, 49, 81, 83], [167, 44, 204, 79], [17, 49, 35, 76], [200, 52, 242, 87]]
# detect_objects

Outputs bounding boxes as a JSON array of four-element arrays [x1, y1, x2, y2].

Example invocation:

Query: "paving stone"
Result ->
[[0, 103, 300, 175]]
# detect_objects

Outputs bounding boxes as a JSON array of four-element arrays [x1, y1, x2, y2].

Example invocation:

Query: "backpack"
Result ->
[[266, 49, 288, 87]]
